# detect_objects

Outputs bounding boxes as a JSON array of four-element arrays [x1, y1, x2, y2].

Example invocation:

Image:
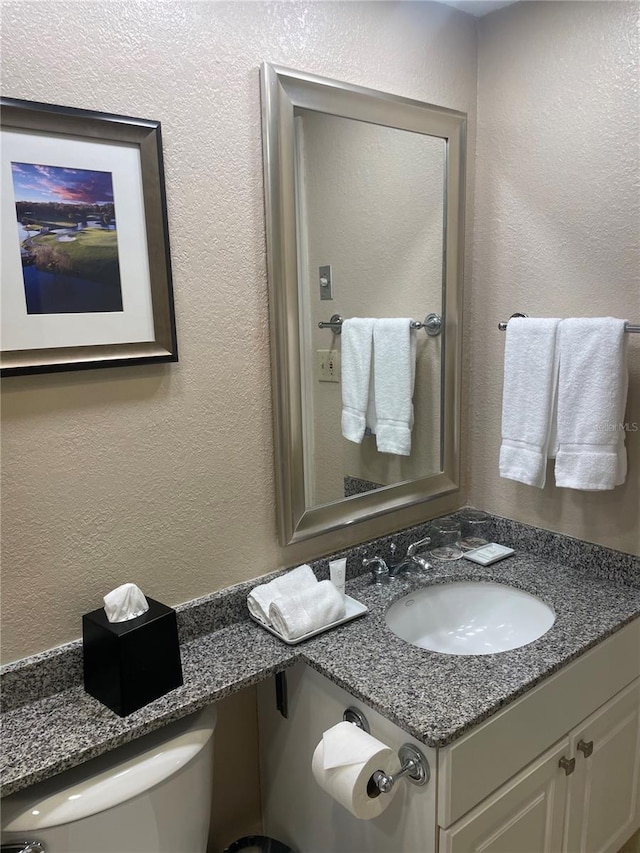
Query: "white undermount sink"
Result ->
[[385, 581, 556, 655]]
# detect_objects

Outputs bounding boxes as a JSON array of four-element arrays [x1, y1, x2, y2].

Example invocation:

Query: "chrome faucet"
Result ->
[[390, 536, 432, 574], [363, 556, 390, 585], [364, 535, 432, 584]]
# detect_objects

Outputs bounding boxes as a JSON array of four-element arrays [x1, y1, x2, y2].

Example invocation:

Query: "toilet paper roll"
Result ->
[[311, 729, 399, 820]]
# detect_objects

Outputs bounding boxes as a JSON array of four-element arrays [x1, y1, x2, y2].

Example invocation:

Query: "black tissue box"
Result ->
[[83, 597, 183, 716]]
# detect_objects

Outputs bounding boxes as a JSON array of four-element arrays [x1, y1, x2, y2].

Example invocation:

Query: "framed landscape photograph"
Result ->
[[1, 98, 177, 376]]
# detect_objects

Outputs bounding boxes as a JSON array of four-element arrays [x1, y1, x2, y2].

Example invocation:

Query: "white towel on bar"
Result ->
[[341, 318, 375, 444], [247, 564, 317, 625], [373, 318, 417, 456], [554, 318, 628, 490], [500, 317, 561, 488], [269, 579, 346, 641]]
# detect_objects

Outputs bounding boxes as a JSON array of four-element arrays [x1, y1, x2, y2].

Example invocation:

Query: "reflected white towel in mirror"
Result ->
[[373, 318, 417, 456], [341, 318, 375, 444]]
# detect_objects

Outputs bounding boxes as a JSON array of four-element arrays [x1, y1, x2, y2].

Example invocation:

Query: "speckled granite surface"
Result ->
[[343, 475, 384, 497], [2, 514, 639, 797], [300, 552, 640, 746], [1, 623, 298, 796]]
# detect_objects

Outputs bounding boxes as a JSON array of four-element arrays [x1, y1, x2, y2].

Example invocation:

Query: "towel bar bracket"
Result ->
[[318, 314, 343, 334], [498, 313, 528, 331], [420, 313, 442, 336]]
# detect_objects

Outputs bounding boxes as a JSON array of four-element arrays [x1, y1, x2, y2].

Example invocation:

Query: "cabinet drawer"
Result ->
[[438, 618, 640, 827]]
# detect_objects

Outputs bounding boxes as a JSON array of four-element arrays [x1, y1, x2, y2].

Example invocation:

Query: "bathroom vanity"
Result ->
[[258, 621, 640, 853], [2, 518, 640, 853], [253, 543, 640, 853]]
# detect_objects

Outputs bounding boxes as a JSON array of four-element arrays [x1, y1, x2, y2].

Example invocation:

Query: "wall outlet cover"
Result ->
[[317, 349, 340, 382]]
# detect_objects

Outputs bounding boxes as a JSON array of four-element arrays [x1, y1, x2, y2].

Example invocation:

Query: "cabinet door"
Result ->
[[440, 739, 570, 853], [564, 678, 640, 853]]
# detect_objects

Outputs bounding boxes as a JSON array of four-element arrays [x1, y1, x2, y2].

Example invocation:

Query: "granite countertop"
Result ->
[[2, 522, 640, 798]]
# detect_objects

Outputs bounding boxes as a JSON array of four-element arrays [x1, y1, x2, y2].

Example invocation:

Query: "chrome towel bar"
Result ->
[[498, 313, 639, 333]]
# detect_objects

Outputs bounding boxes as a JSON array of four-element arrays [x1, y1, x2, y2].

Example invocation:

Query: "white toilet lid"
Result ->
[[2, 704, 216, 832]]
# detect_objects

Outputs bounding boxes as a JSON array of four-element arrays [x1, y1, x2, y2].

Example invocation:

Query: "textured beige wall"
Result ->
[[8, 0, 635, 667], [0, 1, 475, 663], [469, 1, 640, 555]]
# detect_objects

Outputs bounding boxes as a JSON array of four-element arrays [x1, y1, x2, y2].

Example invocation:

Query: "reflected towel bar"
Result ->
[[498, 313, 639, 333], [318, 313, 442, 337]]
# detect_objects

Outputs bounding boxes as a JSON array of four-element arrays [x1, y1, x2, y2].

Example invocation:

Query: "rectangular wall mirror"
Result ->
[[261, 64, 466, 545]]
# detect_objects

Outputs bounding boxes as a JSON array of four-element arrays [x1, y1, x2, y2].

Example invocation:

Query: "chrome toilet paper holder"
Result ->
[[371, 743, 430, 792], [342, 707, 430, 793], [343, 706, 370, 733]]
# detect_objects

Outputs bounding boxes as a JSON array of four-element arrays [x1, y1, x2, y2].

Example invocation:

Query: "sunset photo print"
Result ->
[[12, 162, 123, 314]]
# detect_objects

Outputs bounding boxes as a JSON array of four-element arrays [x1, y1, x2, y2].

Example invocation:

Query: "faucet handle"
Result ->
[[363, 556, 390, 585], [406, 535, 431, 558]]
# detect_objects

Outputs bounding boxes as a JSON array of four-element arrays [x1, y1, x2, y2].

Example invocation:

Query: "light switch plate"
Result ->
[[319, 265, 333, 300]]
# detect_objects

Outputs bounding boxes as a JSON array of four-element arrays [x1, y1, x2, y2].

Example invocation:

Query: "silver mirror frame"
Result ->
[[261, 63, 465, 545]]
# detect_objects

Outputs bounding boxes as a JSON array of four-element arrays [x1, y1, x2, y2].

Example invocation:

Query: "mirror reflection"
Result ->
[[294, 109, 446, 510]]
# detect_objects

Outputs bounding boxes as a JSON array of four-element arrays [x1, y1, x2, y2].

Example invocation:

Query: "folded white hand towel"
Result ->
[[499, 317, 561, 488], [555, 318, 628, 490], [247, 564, 317, 626], [341, 319, 375, 444], [269, 579, 346, 641], [372, 319, 417, 456], [322, 721, 380, 770]]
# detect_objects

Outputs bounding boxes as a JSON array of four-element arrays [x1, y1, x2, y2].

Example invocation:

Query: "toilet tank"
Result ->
[[1, 704, 216, 853]]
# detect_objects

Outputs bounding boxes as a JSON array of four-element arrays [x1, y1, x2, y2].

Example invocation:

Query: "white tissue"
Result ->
[[312, 722, 398, 820], [322, 720, 381, 770], [103, 583, 149, 623]]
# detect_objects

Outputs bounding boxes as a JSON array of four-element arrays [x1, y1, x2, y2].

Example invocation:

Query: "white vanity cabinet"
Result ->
[[440, 678, 640, 853], [257, 618, 640, 853]]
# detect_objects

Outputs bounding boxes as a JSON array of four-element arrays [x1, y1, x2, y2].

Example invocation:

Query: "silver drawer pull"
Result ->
[[577, 739, 594, 758], [559, 756, 576, 775]]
